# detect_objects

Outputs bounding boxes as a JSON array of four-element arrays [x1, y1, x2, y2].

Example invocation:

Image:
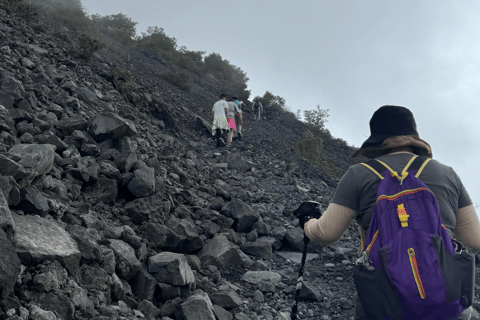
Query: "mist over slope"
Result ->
[[1, 1, 479, 320]]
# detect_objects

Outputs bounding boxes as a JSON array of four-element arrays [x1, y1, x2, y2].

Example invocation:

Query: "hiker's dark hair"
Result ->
[[219, 93, 226, 99]]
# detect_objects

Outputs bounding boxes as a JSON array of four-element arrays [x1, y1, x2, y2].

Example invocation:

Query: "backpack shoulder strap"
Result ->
[[408, 156, 431, 178], [360, 160, 386, 180]]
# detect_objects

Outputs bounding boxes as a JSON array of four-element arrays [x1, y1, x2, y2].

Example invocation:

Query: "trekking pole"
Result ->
[[290, 216, 311, 320]]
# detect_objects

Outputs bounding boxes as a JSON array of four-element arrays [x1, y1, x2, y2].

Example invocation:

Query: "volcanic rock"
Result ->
[[90, 113, 137, 140], [197, 235, 242, 270], [9, 143, 56, 175], [12, 213, 80, 280], [147, 252, 195, 286], [220, 199, 259, 233]]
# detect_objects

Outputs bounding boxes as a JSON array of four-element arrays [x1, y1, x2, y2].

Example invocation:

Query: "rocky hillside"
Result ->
[[0, 4, 479, 320]]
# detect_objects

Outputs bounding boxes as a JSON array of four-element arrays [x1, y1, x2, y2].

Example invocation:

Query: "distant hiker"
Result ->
[[253, 101, 262, 121], [226, 97, 241, 147], [295, 106, 478, 320], [233, 96, 243, 140], [212, 93, 229, 147]]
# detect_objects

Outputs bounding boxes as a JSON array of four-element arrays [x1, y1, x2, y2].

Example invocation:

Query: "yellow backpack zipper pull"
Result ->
[[397, 204, 409, 227]]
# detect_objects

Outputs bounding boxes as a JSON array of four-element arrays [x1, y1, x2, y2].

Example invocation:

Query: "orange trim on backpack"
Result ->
[[376, 188, 434, 204]]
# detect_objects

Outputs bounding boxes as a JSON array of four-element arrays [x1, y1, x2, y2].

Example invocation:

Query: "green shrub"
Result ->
[[0, 0, 38, 22], [91, 13, 137, 45], [140, 26, 177, 53], [161, 71, 191, 91], [74, 32, 104, 60], [203, 52, 249, 98], [254, 91, 288, 112], [295, 130, 341, 178], [38, 0, 90, 31], [303, 105, 329, 131]]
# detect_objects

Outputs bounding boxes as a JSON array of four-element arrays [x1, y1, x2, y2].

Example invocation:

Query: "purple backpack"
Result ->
[[353, 155, 474, 320]]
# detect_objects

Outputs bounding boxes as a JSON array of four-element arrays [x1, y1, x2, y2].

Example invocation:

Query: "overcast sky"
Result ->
[[80, 0, 480, 208]]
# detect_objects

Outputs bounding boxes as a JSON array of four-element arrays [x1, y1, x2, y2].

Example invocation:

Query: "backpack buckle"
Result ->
[[397, 204, 409, 227]]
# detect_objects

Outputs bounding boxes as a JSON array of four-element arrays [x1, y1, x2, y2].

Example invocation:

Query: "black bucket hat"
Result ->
[[353, 106, 432, 158]]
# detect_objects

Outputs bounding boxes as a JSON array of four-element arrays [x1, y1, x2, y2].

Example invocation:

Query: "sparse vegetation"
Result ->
[[295, 130, 341, 178], [109, 67, 136, 95], [38, 0, 90, 31], [303, 104, 330, 132], [91, 13, 137, 45], [140, 26, 178, 53], [74, 32, 104, 60], [161, 71, 191, 91], [203, 52, 250, 98], [0, 0, 38, 22]]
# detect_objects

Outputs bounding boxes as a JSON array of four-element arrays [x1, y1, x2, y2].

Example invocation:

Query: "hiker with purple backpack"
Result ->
[[294, 106, 479, 320]]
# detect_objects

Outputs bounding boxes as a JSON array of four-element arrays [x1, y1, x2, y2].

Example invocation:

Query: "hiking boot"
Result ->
[[238, 133, 242, 141]]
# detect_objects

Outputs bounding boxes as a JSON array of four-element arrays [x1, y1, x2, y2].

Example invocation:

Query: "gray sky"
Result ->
[[80, 0, 480, 208]]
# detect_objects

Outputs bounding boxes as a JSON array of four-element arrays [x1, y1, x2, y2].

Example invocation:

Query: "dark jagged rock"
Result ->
[[165, 217, 203, 253], [56, 115, 88, 136], [18, 185, 49, 215], [124, 193, 164, 224], [148, 252, 195, 286], [197, 235, 242, 270], [220, 199, 259, 233], [107, 239, 141, 280], [130, 267, 157, 302], [209, 289, 242, 310], [0, 154, 25, 180], [90, 177, 118, 204], [36, 293, 75, 320], [127, 167, 155, 198], [90, 114, 137, 141], [176, 291, 216, 320], [67, 225, 102, 263], [0, 70, 25, 108], [239, 241, 273, 259]]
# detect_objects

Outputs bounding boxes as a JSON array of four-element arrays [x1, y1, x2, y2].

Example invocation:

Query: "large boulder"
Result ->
[[220, 199, 259, 233], [148, 252, 195, 286], [12, 213, 81, 280], [107, 239, 141, 280], [90, 114, 137, 140], [197, 235, 242, 270], [9, 144, 56, 175], [127, 167, 156, 198]]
